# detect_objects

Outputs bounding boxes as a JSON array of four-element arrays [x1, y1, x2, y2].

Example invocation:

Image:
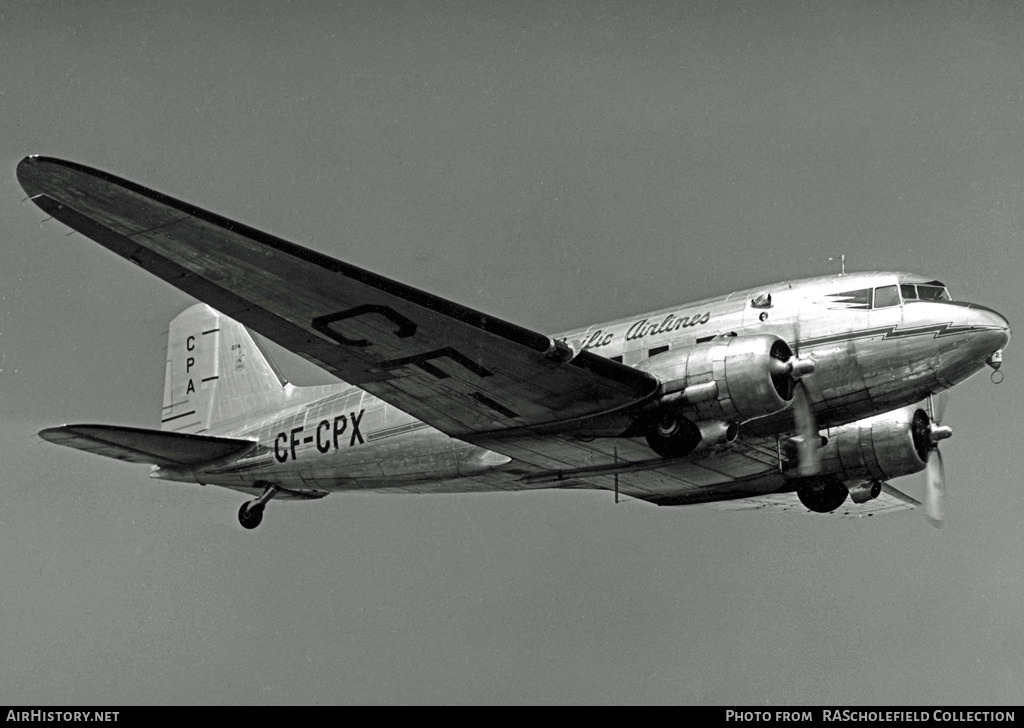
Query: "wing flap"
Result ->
[[19, 156, 658, 438], [38, 425, 256, 467]]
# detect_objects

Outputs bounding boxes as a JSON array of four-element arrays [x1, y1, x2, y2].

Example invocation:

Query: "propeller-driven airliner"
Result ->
[[17, 156, 1010, 529]]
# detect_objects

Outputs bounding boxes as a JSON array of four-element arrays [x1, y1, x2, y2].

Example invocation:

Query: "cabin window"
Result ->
[[648, 345, 669, 357], [873, 285, 900, 309], [900, 284, 918, 300]]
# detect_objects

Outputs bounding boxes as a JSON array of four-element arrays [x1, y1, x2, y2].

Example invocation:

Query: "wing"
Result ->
[[688, 482, 920, 519], [505, 432, 790, 502], [18, 156, 657, 438], [511, 434, 919, 519], [39, 424, 256, 467]]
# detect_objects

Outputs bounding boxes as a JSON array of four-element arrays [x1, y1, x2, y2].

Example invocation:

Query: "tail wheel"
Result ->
[[238, 482, 279, 529], [238, 502, 265, 529]]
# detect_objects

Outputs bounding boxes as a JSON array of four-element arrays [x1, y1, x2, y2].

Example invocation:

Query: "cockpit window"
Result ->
[[901, 284, 950, 302], [916, 285, 950, 302], [835, 282, 950, 310], [873, 285, 900, 309]]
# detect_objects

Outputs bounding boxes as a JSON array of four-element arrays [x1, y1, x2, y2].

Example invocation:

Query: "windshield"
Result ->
[[900, 283, 950, 302], [917, 285, 950, 301]]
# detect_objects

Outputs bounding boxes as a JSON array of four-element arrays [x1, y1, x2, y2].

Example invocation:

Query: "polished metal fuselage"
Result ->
[[158, 271, 1009, 496]]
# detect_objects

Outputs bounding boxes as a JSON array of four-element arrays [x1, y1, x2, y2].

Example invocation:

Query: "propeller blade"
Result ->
[[931, 391, 949, 425], [792, 381, 821, 476], [924, 448, 945, 528]]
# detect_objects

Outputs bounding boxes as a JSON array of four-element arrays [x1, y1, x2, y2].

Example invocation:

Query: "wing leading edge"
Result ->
[[18, 156, 658, 439]]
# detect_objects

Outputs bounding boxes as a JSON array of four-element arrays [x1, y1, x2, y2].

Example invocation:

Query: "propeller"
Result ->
[[770, 344, 820, 476], [792, 378, 821, 476], [922, 393, 952, 528], [924, 448, 945, 527], [931, 390, 949, 424], [790, 321, 821, 476]]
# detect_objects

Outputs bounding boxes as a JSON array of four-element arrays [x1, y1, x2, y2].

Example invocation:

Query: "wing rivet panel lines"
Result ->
[[378, 347, 493, 379], [272, 409, 365, 463]]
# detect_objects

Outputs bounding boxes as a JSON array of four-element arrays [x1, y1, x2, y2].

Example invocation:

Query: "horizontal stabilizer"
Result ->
[[38, 424, 256, 467]]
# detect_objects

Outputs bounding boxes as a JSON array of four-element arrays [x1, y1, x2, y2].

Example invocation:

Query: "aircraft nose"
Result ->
[[984, 307, 1010, 348], [967, 304, 1010, 353]]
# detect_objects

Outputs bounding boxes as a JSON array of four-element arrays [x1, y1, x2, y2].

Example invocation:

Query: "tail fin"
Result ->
[[161, 304, 290, 433]]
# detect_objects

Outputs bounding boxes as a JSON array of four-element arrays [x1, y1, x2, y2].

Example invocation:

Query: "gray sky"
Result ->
[[2, 0, 1023, 705]]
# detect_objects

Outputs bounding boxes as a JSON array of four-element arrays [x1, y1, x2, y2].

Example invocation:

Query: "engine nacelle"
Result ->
[[637, 334, 797, 458], [636, 334, 795, 422], [816, 405, 932, 482]]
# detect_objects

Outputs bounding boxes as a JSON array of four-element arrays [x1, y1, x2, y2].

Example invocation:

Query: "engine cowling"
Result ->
[[637, 335, 796, 457], [636, 334, 796, 421], [815, 405, 932, 482]]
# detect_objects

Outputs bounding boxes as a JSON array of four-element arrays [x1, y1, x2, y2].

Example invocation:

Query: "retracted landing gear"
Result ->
[[795, 474, 849, 513], [238, 482, 280, 530]]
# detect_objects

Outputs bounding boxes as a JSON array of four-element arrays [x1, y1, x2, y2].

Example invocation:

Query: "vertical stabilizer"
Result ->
[[162, 304, 290, 433]]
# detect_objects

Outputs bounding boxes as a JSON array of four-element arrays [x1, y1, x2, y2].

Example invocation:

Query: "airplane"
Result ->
[[17, 156, 1010, 530]]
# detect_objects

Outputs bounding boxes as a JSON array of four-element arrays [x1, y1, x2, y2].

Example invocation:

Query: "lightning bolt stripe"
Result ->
[[798, 322, 1002, 349], [823, 290, 871, 310]]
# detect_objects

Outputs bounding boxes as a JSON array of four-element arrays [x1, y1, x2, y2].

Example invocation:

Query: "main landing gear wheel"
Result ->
[[796, 474, 849, 513], [237, 482, 280, 530], [644, 412, 702, 458]]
